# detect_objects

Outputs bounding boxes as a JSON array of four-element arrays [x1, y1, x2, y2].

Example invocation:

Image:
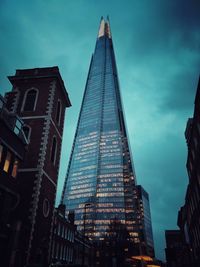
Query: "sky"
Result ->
[[0, 0, 200, 261]]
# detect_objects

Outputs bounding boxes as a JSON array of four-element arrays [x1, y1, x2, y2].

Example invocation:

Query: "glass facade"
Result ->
[[62, 18, 140, 242], [137, 185, 154, 256]]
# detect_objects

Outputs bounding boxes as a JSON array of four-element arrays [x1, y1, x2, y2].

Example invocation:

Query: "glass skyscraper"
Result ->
[[137, 185, 155, 257], [62, 17, 151, 249]]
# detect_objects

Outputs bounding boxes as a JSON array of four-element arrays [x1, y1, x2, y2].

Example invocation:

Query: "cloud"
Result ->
[[0, 0, 200, 261]]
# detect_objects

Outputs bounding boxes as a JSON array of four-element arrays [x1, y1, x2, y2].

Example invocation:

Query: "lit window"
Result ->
[[3, 151, 11, 172], [51, 137, 57, 164], [11, 158, 19, 178], [23, 89, 38, 112], [56, 100, 61, 125]]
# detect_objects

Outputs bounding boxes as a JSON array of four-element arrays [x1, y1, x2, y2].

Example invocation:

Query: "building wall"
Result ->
[[137, 185, 155, 258], [4, 67, 71, 266], [0, 97, 26, 267], [177, 77, 200, 267], [184, 78, 200, 266], [61, 17, 140, 250], [51, 205, 75, 265]]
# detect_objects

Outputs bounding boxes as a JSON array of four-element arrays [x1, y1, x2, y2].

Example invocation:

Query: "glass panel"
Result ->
[[62, 23, 138, 243], [3, 151, 11, 172], [14, 118, 23, 135], [11, 158, 19, 178]]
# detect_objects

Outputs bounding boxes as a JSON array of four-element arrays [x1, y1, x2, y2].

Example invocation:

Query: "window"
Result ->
[[43, 198, 50, 217], [0, 144, 3, 163], [22, 89, 38, 112], [56, 100, 62, 125], [3, 151, 11, 172], [14, 118, 23, 136], [58, 223, 61, 236], [11, 158, 19, 178], [56, 243, 59, 259], [52, 241, 55, 258], [51, 136, 57, 164], [23, 125, 31, 142]]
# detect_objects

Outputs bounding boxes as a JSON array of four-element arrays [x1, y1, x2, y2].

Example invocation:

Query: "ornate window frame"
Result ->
[[21, 87, 39, 112]]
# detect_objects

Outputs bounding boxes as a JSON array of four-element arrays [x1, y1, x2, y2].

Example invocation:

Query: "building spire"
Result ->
[[98, 16, 111, 38]]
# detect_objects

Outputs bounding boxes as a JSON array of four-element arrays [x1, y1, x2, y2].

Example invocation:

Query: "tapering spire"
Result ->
[[98, 16, 111, 38]]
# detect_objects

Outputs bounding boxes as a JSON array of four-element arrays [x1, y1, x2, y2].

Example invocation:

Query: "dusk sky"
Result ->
[[0, 0, 200, 261]]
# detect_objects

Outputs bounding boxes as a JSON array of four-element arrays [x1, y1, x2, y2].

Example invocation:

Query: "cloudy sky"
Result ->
[[0, 0, 200, 261]]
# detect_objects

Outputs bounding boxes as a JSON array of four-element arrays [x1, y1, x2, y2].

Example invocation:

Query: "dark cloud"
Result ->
[[160, 70, 199, 112], [0, 0, 199, 261]]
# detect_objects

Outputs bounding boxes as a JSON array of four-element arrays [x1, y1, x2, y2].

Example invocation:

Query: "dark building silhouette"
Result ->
[[177, 206, 192, 267], [51, 204, 75, 265], [165, 230, 183, 267], [1, 67, 71, 267], [51, 204, 94, 267], [167, 77, 200, 267], [73, 229, 94, 267], [0, 95, 27, 267], [177, 77, 200, 267], [61, 17, 154, 265]]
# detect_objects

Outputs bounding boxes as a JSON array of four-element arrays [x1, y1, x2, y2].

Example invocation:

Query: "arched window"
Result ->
[[43, 198, 50, 217], [51, 136, 57, 164], [56, 100, 62, 125], [22, 89, 38, 112], [22, 125, 31, 142]]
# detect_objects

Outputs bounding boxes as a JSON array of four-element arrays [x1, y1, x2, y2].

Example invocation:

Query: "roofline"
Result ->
[[8, 69, 71, 108]]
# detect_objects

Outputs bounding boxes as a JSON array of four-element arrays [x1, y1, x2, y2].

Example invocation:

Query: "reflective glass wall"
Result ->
[[62, 18, 139, 242]]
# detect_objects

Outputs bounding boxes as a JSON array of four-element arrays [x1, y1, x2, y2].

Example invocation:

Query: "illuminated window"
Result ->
[[3, 151, 11, 172], [51, 136, 57, 165], [11, 158, 19, 178], [22, 88, 38, 112], [56, 100, 62, 125]]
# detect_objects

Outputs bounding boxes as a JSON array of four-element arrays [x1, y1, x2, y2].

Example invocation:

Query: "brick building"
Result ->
[[2, 67, 71, 267]]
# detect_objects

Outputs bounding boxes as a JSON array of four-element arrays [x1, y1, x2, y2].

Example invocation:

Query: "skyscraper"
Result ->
[[136, 185, 154, 257], [62, 17, 152, 256]]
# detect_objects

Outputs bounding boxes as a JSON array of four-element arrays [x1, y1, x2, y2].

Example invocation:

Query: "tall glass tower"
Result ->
[[62, 17, 142, 245]]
